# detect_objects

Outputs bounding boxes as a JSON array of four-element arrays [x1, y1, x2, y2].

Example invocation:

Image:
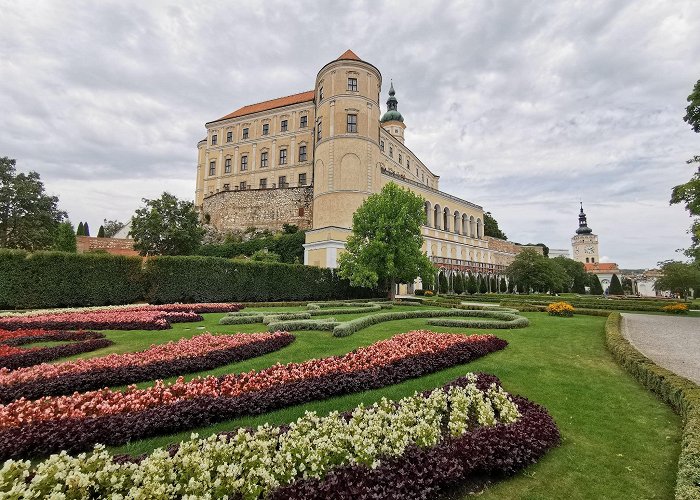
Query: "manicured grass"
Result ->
[[28, 307, 680, 499]]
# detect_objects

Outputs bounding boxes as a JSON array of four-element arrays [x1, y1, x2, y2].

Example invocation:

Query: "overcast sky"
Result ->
[[1, 1, 699, 268]]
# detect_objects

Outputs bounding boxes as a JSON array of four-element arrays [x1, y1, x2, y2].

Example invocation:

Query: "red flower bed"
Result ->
[[0, 332, 295, 403], [0, 331, 507, 459], [0, 310, 203, 331], [119, 303, 244, 314]]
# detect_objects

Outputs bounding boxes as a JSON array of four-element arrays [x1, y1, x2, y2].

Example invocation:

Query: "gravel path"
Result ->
[[621, 313, 700, 385]]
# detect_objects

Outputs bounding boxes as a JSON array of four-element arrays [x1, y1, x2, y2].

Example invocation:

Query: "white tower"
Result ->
[[571, 203, 599, 264]]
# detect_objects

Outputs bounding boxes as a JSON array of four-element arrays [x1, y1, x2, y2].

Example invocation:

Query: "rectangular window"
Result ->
[[242, 128, 249, 139], [348, 77, 357, 91], [389, 146, 393, 158], [262, 124, 269, 135], [317, 120, 322, 141], [239, 181, 247, 190], [226, 131, 232, 142], [260, 152, 268, 168], [209, 161, 216, 176], [380, 140, 384, 151], [299, 145, 307, 162], [407, 159, 410, 169], [279, 148, 287, 165], [347, 113, 357, 133], [281, 120, 288, 132], [279, 175, 287, 188], [241, 155, 248, 171], [398, 154, 402, 164], [211, 134, 217, 145], [224, 158, 231, 173], [259, 178, 267, 189], [319, 87, 324, 100], [300, 115, 308, 128], [223, 183, 230, 191], [298, 173, 307, 186]]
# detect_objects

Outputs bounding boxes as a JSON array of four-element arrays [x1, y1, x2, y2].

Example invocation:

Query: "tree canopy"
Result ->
[[338, 182, 435, 298], [102, 219, 125, 238], [506, 249, 567, 293], [130, 192, 204, 256], [654, 260, 700, 299], [53, 221, 77, 252], [684, 78, 700, 133], [0, 157, 66, 251], [483, 212, 507, 240], [551, 256, 588, 293]]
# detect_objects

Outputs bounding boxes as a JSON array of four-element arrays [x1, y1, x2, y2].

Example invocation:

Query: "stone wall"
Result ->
[[76, 236, 139, 257], [485, 237, 544, 257], [202, 186, 314, 233]]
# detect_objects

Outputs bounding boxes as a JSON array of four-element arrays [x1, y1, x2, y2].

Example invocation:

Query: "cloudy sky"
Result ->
[[1, 0, 698, 268]]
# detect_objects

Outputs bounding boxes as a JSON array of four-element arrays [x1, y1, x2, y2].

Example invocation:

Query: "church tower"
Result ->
[[380, 82, 405, 144], [571, 203, 600, 264]]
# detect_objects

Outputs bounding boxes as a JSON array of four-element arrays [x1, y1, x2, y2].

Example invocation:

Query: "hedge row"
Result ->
[[605, 313, 700, 500], [0, 250, 378, 309]]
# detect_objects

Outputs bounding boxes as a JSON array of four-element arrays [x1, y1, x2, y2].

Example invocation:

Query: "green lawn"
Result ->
[[33, 307, 681, 499]]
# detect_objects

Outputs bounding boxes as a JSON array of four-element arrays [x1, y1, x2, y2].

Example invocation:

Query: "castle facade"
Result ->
[[196, 50, 532, 289]]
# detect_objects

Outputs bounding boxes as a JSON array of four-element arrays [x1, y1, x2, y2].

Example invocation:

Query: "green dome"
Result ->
[[380, 81, 404, 123]]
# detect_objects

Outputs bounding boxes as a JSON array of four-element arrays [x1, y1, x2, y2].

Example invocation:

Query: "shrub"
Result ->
[[266, 319, 339, 332], [424, 290, 434, 297], [219, 315, 264, 325], [662, 303, 689, 315], [546, 301, 575, 317], [414, 289, 425, 296]]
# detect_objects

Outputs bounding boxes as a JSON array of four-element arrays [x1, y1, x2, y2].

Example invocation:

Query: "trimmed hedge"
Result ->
[[266, 319, 340, 332], [605, 313, 700, 500], [427, 316, 529, 329], [218, 315, 265, 325], [0, 250, 144, 309]]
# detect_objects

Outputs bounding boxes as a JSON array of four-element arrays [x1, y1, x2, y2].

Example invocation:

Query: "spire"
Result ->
[[380, 80, 404, 123], [576, 202, 593, 234]]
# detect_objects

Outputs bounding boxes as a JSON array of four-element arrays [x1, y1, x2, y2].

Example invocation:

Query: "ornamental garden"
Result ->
[[0, 248, 693, 498]]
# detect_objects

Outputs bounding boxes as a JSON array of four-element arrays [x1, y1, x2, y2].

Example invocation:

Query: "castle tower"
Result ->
[[304, 50, 383, 267], [571, 203, 600, 264], [380, 81, 406, 144]]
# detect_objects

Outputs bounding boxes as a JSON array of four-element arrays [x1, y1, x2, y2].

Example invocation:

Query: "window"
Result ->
[[239, 181, 247, 190], [299, 145, 307, 162], [279, 175, 287, 188], [209, 161, 216, 176], [280, 120, 288, 132], [298, 173, 307, 186], [380, 140, 384, 151], [262, 124, 269, 135], [300, 115, 308, 128], [224, 158, 231, 173], [319, 86, 323, 100], [348, 77, 357, 91], [347, 114, 357, 133], [279, 148, 287, 165], [260, 152, 268, 168], [240, 155, 248, 171], [226, 131, 232, 142], [389, 146, 393, 158], [298, 207, 304, 216], [407, 159, 410, 169], [398, 154, 402, 164], [242, 128, 249, 139], [259, 178, 267, 189], [223, 183, 230, 191], [211, 134, 217, 145], [317, 120, 322, 141]]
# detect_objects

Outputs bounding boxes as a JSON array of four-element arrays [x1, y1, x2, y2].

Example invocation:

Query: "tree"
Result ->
[[76, 222, 84, 236], [506, 249, 566, 293], [53, 222, 77, 252], [130, 192, 204, 256], [609, 274, 624, 295], [438, 272, 449, 294], [684, 78, 700, 133], [483, 212, 507, 240], [622, 277, 634, 295], [97, 225, 106, 238], [654, 261, 700, 299], [479, 276, 488, 293], [102, 219, 125, 238], [282, 223, 299, 234], [490, 276, 497, 293], [83, 222, 90, 237], [338, 183, 435, 299], [467, 273, 478, 294], [589, 274, 604, 295], [0, 157, 66, 250], [499, 277, 507, 293], [551, 256, 588, 294], [453, 273, 464, 294]]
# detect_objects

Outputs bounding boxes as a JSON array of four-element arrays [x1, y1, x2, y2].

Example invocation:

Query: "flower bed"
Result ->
[[0, 331, 508, 459], [661, 303, 689, 315], [0, 332, 295, 403], [546, 301, 575, 317], [0, 302, 244, 319], [0, 373, 560, 498], [0, 330, 114, 370], [0, 310, 204, 331]]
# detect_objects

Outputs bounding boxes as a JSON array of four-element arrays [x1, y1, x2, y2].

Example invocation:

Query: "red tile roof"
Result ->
[[337, 49, 361, 61], [211, 90, 315, 123], [585, 262, 620, 272]]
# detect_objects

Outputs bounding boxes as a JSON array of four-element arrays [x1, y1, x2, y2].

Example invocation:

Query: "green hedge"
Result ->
[[0, 249, 144, 309], [605, 313, 700, 499]]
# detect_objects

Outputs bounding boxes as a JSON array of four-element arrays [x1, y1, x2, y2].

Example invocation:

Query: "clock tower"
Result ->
[[571, 203, 599, 264]]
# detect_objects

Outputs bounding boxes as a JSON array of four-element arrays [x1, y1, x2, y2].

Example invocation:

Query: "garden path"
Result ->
[[621, 313, 700, 384]]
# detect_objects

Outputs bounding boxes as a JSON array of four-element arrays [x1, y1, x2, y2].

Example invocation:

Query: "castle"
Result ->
[[195, 50, 535, 291]]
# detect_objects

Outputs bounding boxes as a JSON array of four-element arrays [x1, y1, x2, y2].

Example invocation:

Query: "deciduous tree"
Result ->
[[483, 212, 507, 240], [654, 260, 700, 299], [102, 219, 125, 238], [506, 249, 567, 293], [53, 222, 77, 252], [338, 183, 435, 299]]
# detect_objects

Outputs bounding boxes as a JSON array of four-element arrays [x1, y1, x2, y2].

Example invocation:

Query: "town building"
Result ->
[[195, 50, 534, 291], [571, 203, 620, 291]]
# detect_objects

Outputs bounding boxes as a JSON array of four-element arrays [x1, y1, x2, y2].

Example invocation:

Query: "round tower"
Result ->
[[311, 49, 383, 230], [380, 81, 406, 144]]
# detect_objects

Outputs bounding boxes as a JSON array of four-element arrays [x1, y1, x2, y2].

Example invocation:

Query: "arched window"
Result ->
[[476, 218, 482, 238], [443, 207, 451, 232], [586, 257, 590, 263], [453, 211, 461, 234], [433, 204, 442, 229]]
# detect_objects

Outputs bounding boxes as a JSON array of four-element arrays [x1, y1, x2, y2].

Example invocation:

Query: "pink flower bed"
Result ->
[[0, 333, 285, 386], [119, 303, 244, 314], [0, 331, 500, 430], [0, 310, 203, 331]]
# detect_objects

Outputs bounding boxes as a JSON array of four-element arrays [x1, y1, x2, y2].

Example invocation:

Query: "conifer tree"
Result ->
[[83, 222, 90, 236], [490, 276, 497, 293], [439, 272, 449, 294], [97, 225, 106, 238], [608, 274, 624, 295], [479, 276, 488, 293], [454, 274, 464, 294], [76, 222, 84, 236], [500, 277, 507, 293], [589, 274, 604, 295], [467, 273, 478, 294]]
